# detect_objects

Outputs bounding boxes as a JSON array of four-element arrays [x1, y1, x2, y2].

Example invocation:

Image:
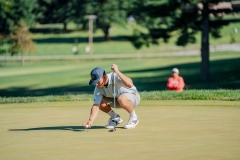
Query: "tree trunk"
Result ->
[[101, 26, 111, 41], [63, 22, 67, 31], [200, 1, 210, 82], [21, 53, 25, 66]]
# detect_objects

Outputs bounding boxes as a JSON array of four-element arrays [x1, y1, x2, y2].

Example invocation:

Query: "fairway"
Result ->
[[1, 51, 240, 97], [1, 100, 240, 160]]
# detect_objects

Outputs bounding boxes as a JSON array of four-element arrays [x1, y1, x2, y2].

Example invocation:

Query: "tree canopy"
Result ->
[[32, 0, 135, 40], [0, 0, 37, 35], [76, 0, 136, 41], [131, 0, 232, 47], [33, 0, 79, 30]]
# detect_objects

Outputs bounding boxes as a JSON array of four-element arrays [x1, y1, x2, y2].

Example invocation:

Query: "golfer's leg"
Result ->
[[99, 98, 111, 113], [118, 94, 139, 129], [100, 98, 123, 129], [117, 95, 134, 113]]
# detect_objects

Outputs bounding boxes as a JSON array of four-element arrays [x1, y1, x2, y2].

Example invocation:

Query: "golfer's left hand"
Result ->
[[111, 64, 119, 73], [83, 120, 92, 129]]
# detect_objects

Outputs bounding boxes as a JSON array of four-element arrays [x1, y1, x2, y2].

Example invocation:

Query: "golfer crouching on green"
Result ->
[[83, 64, 140, 129]]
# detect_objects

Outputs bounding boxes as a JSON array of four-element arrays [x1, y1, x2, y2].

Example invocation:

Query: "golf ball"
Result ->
[[86, 125, 88, 128]]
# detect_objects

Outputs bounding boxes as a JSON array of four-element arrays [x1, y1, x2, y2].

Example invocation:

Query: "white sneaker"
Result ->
[[124, 117, 139, 129], [105, 115, 123, 129]]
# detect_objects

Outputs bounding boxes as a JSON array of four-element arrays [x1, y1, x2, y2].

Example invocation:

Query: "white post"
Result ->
[[87, 15, 97, 55]]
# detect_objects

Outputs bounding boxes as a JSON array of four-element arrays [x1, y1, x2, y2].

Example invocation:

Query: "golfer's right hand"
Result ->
[[83, 120, 92, 129], [111, 64, 119, 73]]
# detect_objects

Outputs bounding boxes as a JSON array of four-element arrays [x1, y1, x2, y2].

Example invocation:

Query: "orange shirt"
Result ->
[[167, 76, 185, 92]]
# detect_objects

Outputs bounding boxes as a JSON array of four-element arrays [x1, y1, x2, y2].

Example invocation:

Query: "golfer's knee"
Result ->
[[99, 99, 111, 113], [117, 95, 128, 105], [99, 99, 107, 108]]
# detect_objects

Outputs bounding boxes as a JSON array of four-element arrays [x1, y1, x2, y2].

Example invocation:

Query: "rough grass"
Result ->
[[141, 89, 240, 101], [1, 101, 240, 160], [1, 89, 240, 104]]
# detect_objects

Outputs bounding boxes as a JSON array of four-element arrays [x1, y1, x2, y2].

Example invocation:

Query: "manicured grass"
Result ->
[[2, 23, 240, 56], [0, 51, 240, 97], [1, 100, 240, 160]]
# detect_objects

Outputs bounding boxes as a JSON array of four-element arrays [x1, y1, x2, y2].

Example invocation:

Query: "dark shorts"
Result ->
[[103, 92, 140, 108]]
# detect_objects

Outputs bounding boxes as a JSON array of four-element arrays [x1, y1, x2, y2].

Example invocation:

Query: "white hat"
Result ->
[[172, 68, 179, 73]]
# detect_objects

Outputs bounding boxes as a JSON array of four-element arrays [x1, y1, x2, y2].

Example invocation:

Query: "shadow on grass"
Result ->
[[29, 28, 86, 34], [127, 57, 240, 91], [33, 36, 130, 44], [30, 27, 130, 43], [1, 57, 240, 97], [8, 126, 105, 132], [0, 85, 93, 97]]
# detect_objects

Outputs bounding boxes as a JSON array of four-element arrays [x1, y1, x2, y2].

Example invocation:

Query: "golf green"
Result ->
[[1, 100, 240, 160]]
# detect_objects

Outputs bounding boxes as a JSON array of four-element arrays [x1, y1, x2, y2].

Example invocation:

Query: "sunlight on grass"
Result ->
[[0, 101, 240, 160], [28, 23, 240, 55]]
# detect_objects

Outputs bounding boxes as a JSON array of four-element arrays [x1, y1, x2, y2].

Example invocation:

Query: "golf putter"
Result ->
[[109, 71, 116, 132]]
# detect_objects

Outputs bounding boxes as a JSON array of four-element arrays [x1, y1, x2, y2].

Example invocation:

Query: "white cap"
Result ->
[[172, 68, 179, 73]]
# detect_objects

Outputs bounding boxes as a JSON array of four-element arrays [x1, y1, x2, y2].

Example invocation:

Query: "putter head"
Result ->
[[109, 127, 116, 132]]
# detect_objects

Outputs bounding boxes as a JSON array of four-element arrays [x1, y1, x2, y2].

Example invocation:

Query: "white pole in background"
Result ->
[[87, 15, 97, 55]]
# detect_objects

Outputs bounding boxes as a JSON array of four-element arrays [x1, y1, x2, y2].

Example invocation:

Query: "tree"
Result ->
[[0, 37, 7, 55], [9, 21, 35, 66], [76, 0, 136, 41], [0, 0, 36, 58], [0, 0, 37, 35], [34, 0, 135, 40], [131, 0, 233, 82], [34, 0, 78, 30]]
